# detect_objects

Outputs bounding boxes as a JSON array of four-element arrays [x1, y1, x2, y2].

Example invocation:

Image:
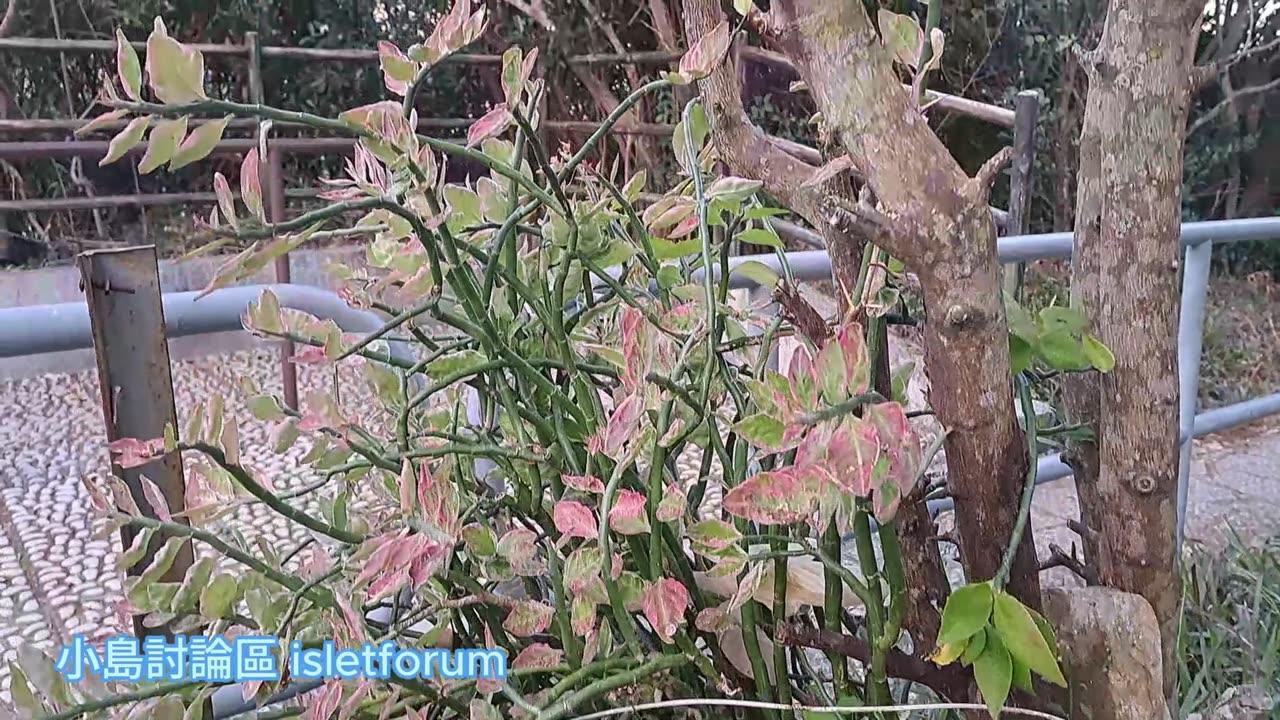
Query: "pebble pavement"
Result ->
[[1, 347, 1278, 701]]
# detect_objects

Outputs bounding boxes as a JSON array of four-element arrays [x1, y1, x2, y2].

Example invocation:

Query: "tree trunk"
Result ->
[[680, 0, 1041, 609], [1065, 0, 1204, 698]]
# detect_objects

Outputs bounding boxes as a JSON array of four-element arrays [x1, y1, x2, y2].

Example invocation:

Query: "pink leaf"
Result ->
[[398, 459, 415, 518], [512, 643, 563, 671], [367, 568, 410, 601], [240, 148, 264, 222], [289, 346, 328, 365], [553, 500, 598, 540], [304, 680, 343, 720], [601, 393, 644, 458], [678, 20, 732, 81], [467, 104, 513, 148], [835, 323, 871, 396], [108, 437, 165, 469], [825, 419, 879, 497], [563, 474, 605, 494], [641, 578, 689, 644], [503, 600, 554, 637], [608, 489, 651, 535], [722, 469, 819, 525], [497, 528, 544, 576], [667, 215, 701, 240], [139, 475, 172, 523], [695, 606, 732, 633]]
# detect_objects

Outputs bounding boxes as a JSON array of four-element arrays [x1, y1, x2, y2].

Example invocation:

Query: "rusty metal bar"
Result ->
[[0, 188, 317, 212], [0, 36, 680, 67], [1003, 90, 1041, 295], [77, 245, 196, 638], [247, 30, 300, 411], [0, 117, 676, 136]]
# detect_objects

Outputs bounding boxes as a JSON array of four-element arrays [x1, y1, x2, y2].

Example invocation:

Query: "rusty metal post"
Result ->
[[1004, 89, 1041, 297], [247, 31, 299, 409], [78, 246, 195, 637]]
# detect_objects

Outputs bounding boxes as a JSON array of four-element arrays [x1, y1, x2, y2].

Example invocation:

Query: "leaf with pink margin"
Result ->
[[865, 402, 922, 497], [398, 459, 415, 517], [787, 344, 820, 412], [503, 600, 554, 637], [656, 485, 686, 523], [75, 109, 129, 138], [688, 518, 742, 552], [169, 116, 231, 170], [826, 418, 879, 497], [722, 469, 818, 525], [497, 528, 544, 576], [553, 500, 597, 540], [213, 172, 238, 230], [678, 20, 732, 81], [240, 148, 264, 222], [100, 115, 151, 166], [608, 489, 651, 535], [563, 545, 603, 595], [732, 413, 790, 452], [466, 104, 513, 148], [563, 474, 605, 494], [512, 643, 563, 670], [835, 324, 871, 396], [288, 346, 328, 365], [139, 474, 172, 523], [378, 41, 417, 96], [108, 437, 166, 469], [641, 578, 690, 644], [367, 568, 410, 602], [304, 680, 343, 720], [115, 30, 142, 101], [145, 18, 205, 104]]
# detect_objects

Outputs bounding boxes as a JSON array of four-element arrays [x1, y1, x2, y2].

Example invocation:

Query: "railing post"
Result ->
[[246, 30, 299, 410], [1004, 89, 1040, 296], [78, 246, 196, 638], [1176, 239, 1213, 552]]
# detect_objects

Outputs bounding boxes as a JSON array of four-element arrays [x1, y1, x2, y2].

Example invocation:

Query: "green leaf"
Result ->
[[426, 349, 489, 379], [652, 237, 701, 260], [732, 413, 787, 451], [1027, 607, 1060, 659], [145, 19, 205, 104], [733, 260, 780, 289], [169, 116, 231, 170], [733, 0, 755, 16], [1037, 330, 1091, 371], [876, 9, 924, 68], [1011, 657, 1034, 693], [992, 591, 1067, 687], [1009, 335, 1034, 375], [737, 227, 783, 249], [118, 527, 156, 570], [973, 629, 1013, 718], [936, 581, 993, 646], [1004, 297, 1038, 342], [1039, 305, 1087, 334], [744, 206, 788, 219], [116, 29, 142, 101], [930, 638, 968, 665], [199, 573, 240, 618], [1082, 335, 1115, 373], [656, 265, 683, 289], [247, 394, 286, 421], [461, 524, 497, 557], [960, 624, 988, 665], [100, 115, 151, 166], [705, 176, 763, 203], [170, 557, 215, 613], [890, 362, 914, 403], [138, 116, 187, 174], [443, 184, 482, 231]]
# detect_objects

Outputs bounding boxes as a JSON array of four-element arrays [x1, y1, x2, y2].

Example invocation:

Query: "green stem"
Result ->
[[994, 375, 1040, 591], [851, 506, 890, 704], [37, 681, 213, 720], [598, 464, 645, 655], [536, 654, 688, 720], [771, 534, 794, 707], [182, 442, 363, 544], [822, 519, 849, 694]]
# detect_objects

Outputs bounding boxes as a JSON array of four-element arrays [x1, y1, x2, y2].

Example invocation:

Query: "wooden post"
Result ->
[[1004, 89, 1041, 297], [247, 31, 299, 410], [78, 246, 195, 638]]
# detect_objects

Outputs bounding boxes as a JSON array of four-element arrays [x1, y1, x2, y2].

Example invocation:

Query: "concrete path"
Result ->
[[1, 348, 1277, 700]]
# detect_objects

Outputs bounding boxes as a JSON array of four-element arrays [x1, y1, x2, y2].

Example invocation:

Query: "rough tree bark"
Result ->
[[1065, 0, 1205, 699], [681, 0, 1039, 631]]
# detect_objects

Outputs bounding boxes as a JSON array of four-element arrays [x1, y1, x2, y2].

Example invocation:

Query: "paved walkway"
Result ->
[[1, 349, 1277, 699]]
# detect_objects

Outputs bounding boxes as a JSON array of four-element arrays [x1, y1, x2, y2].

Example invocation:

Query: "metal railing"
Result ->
[[1, 30, 1030, 411]]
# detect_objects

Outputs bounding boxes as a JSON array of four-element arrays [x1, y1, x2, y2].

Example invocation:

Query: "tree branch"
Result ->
[[774, 621, 966, 696]]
